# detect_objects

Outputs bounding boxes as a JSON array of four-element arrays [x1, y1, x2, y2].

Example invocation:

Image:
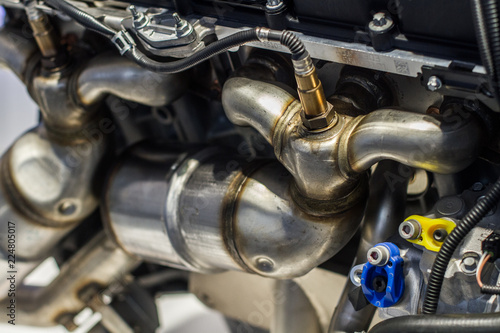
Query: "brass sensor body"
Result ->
[[293, 55, 334, 130]]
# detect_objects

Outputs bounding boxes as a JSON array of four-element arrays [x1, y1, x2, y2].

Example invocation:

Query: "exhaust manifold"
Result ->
[[104, 76, 484, 280]]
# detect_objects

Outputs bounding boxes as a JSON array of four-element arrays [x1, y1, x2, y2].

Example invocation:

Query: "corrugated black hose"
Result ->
[[368, 313, 500, 333], [472, 0, 500, 101]]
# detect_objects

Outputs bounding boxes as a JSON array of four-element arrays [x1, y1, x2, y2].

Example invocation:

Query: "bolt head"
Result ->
[[461, 254, 479, 274], [369, 12, 394, 32], [427, 76, 442, 91], [367, 246, 390, 266], [399, 220, 421, 240]]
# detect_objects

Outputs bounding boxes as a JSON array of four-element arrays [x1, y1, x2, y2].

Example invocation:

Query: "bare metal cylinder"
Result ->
[[25, 5, 59, 58], [103, 144, 364, 279]]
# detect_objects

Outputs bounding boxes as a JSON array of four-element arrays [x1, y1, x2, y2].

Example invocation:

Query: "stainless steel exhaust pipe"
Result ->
[[103, 144, 365, 279]]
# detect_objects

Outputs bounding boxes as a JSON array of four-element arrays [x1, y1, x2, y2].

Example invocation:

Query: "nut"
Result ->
[[300, 102, 337, 130]]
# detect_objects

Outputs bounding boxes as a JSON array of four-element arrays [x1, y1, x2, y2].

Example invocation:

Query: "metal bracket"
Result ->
[[421, 64, 499, 112]]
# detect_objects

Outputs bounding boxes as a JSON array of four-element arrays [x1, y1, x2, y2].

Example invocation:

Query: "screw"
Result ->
[[399, 219, 422, 240], [432, 228, 448, 242], [129, 5, 139, 19], [427, 76, 442, 91], [172, 12, 182, 24], [372, 276, 388, 293], [129, 5, 148, 29], [367, 245, 390, 266]]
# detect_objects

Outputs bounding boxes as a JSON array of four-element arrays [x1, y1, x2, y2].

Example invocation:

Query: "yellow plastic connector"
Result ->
[[401, 215, 456, 252]]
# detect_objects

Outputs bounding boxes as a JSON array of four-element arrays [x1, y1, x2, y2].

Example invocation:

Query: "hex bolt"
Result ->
[[427, 76, 443, 91], [399, 219, 422, 240], [367, 245, 390, 266], [432, 228, 448, 242]]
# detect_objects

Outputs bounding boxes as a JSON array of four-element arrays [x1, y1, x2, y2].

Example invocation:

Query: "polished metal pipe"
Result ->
[[223, 77, 366, 208], [329, 160, 410, 332], [77, 53, 187, 107], [222, 77, 298, 144], [0, 232, 138, 327], [0, 27, 38, 81], [222, 78, 483, 208], [103, 144, 365, 279], [346, 109, 483, 174], [0, 124, 107, 300]]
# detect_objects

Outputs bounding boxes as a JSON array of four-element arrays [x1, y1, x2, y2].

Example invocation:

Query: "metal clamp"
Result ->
[[111, 30, 136, 55]]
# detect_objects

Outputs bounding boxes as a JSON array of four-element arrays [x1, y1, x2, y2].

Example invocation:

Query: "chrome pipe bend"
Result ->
[[0, 26, 38, 82], [76, 53, 188, 107], [345, 108, 484, 174], [222, 77, 484, 213], [223, 77, 366, 212]]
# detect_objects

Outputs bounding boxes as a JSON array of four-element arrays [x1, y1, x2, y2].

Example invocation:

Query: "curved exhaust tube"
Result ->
[[77, 53, 187, 107], [0, 28, 187, 302], [222, 77, 484, 212], [0, 26, 38, 82], [103, 144, 365, 279], [346, 109, 483, 174]]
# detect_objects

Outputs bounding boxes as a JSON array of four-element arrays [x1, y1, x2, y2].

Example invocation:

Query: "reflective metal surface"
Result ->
[[223, 77, 365, 209], [0, 26, 37, 81], [104, 144, 365, 279], [216, 26, 485, 78], [0, 232, 138, 327], [347, 109, 484, 174], [77, 53, 187, 107]]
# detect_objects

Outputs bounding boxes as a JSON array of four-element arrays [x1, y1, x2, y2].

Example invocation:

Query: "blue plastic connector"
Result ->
[[361, 242, 404, 308]]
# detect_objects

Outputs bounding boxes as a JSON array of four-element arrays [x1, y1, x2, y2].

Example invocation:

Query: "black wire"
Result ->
[[44, 0, 117, 37], [44, 0, 308, 74], [124, 29, 260, 74], [481, 284, 500, 294], [124, 28, 308, 74], [422, 177, 500, 314]]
